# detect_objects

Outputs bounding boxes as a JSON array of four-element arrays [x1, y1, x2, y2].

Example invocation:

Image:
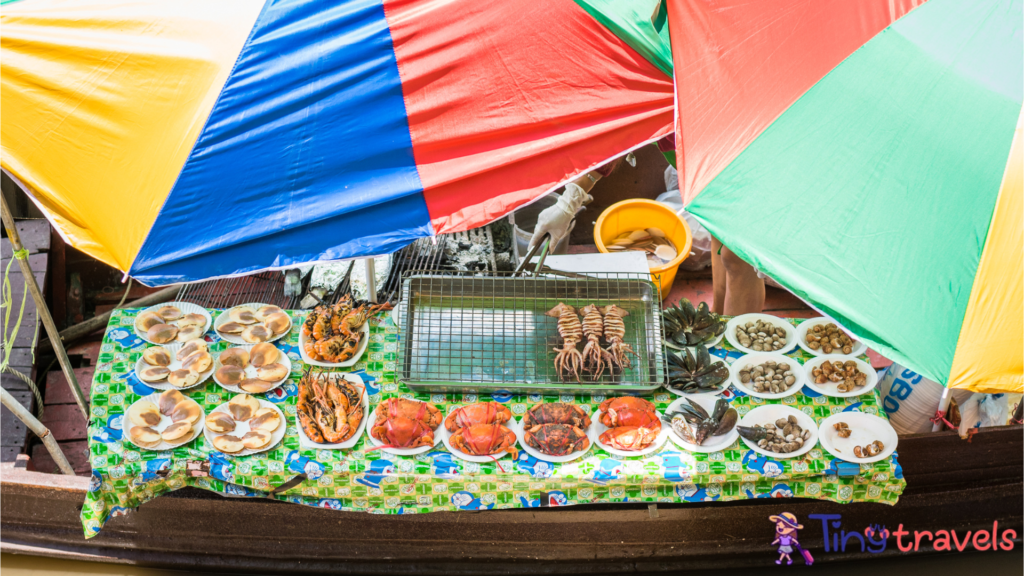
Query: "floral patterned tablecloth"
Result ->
[[81, 308, 905, 538]]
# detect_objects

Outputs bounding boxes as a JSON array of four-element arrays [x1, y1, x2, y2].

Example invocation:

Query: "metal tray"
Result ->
[[396, 273, 665, 395]]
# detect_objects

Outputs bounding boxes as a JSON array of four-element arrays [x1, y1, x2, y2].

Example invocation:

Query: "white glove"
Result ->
[[528, 183, 593, 251]]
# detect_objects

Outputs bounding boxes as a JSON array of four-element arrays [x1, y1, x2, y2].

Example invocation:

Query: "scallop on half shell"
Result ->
[[241, 324, 271, 344], [135, 311, 163, 332], [128, 401, 162, 427], [158, 389, 186, 415], [228, 306, 257, 325], [219, 347, 250, 368], [212, 434, 244, 454], [147, 323, 178, 344], [176, 338, 207, 361], [205, 412, 236, 433], [248, 343, 278, 368], [142, 346, 172, 367]]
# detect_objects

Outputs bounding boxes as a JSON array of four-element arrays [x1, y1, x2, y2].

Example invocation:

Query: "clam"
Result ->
[[248, 343, 278, 368], [628, 230, 652, 242], [161, 421, 192, 442], [176, 324, 205, 342], [156, 305, 182, 321], [147, 323, 178, 344], [176, 338, 207, 361], [228, 394, 259, 421], [239, 378, 275, 394], [170, 400, 202, 424], [212, 434, 244, 454], [263, 312, 291, 335], [135, 311, 163, 331], [167, 368, 199, 389], [218, 322, 245, 335], [158, 389, 186, 414], [611, 238, 634, 247], [241, 324, 271, 344], [130, 426, 163, 447], [655, 245, 677, 262], [205, 412, 236, 433], [241, 430, 272, 450], [181, 350, 212, 373], [249, 408, 281, 432], [646, 227, 666, 238], [219, 347, 250, 368], [256, 362, 288, 382], [142, 346, 172, 367], [229, 306, 257, 325], [138, 365, 170, 383], [256, 305, 284, 322], [128, 401, 162, 427], [177, 313, 206, 328], [216, 365, 245, 386]]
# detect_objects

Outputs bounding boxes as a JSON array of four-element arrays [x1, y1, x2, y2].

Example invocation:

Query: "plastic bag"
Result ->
[[957, 393, 1010, 439], [658, 167, 711, 271], [879, 363, 972, 435]]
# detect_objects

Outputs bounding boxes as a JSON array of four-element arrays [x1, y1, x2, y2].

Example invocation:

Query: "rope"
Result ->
[[1, 248, 30, 373], [115, 278, 133, 309], [929, 410, 957, 431], [0, 365, 44, 420]]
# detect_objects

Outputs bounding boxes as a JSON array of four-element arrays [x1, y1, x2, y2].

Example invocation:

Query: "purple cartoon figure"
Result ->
[[770, 512, 813, 566]]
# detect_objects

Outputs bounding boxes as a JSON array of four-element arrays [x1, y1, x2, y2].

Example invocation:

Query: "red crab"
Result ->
[[374, 398, 442, 429], [524, 424, 589, 456], [599, 426, 658, 451], [449, 423, 518, 458], [370, 415, 435, 448], [599, 407, 662, 433], [522, 402, 591, 428], [599, 396, 656, 415], [444, 402, 512, 432]]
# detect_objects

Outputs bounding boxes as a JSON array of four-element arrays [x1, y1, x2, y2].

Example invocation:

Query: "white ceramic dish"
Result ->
[[364, 408, 442, 456], [298, 321, 370, 368], [211, 343, 293, 395], [123, 393, 205, 451], [795, 317, 868, 357], [134, 342, 213, 391], [133, 302, 212, 345], [213, 303, 292, 345], [589, 406, 669, 458], [296, 374, 368, 450], [727, 352, 806, 399], [515, 417, 592, 463], [818, 412, 898, 464], [802, 356, 879, 398], [663, 331, 725, 351], [203, 398, 287, 457], [724, 313, 798, 355], [737, 404, 818, 459], [663, 397, 740, 453], [439, 417, 520, 463]]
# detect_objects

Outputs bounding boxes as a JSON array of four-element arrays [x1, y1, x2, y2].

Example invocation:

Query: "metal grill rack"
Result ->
[[396, 272, 665, 395], [175, 271, 303, 310]]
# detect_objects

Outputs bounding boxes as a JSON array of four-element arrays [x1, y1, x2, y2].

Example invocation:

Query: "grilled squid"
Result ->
[[580, 304, 613, 380], [601, 304, 638, 371], [547, 303, 583, 381]]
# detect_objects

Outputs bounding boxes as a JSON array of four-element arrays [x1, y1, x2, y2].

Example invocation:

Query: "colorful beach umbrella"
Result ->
[[668, 0, 1022, 393], [1, 0, 673, 285]]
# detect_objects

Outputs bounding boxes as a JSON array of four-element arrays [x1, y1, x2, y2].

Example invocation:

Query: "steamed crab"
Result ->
[[370, 398, 442, 448], [522, 402, 591, 428], [444, 402, 513, 432], [598, 396, 660, 451], [450, 423, 518, 459], [599, 426, 658, 451], [524, 424, 589, 456], [662, 398, 737, 446]]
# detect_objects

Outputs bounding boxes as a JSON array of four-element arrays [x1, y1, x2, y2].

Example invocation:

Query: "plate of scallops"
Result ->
[[133, 302, 212, 345], [214, 303, 292, 345]]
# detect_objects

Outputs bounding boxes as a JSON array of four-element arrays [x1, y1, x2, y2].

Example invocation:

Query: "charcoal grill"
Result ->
[[396, 272, 665, 394]]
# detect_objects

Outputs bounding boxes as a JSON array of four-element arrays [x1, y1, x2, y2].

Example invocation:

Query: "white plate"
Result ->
[[737, 404, 818, 459], [439, 417, 520, 463], [664, 331, 725, 351], [515, 417, 592, 463], [213, 303, 291, 345], [662, 385, 726, 400], [133, 302, 213, 345], [663, 397, 739, 453], [298, 322, 370, 368], [727, 353, 806, 399], [123, 393, 205, 451], [795, 317, 868, 357], [203, 398, 287, 457], [818, 412, 898, 464], [724, 313, 797, 355], [296, 374, 369, 450], [589, 406, 669, 458], [211, 343, 293, 395], [364, 407, 442, 456], [134, 342, 214, 391], [802, 356, 878, 398]]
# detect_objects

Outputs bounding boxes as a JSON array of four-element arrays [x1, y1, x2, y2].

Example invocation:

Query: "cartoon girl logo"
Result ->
[[770, 512, 813, 566]]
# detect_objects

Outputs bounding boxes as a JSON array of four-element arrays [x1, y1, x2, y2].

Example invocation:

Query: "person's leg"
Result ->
[[710, 237, 726, 315], [720, 244, 765, 315]]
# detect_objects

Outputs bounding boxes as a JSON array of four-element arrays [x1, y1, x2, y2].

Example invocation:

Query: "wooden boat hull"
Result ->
[[1, 426, 1021, 572]]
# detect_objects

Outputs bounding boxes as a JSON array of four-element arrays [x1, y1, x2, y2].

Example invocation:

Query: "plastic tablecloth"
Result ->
[[81, 308, 905, 537]]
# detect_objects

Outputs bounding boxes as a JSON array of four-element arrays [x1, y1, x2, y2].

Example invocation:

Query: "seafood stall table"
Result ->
[[80, 308, 906, 538]]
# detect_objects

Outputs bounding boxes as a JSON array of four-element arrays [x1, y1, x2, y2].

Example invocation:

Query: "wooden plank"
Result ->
[[4, 252, 48, 278], [1, 390, 33, 448], [50, 225, 66, 330], [1, 220, 51, 255], [2, 347, 34, 371], [30, 441, 90, 476], [1, 370, 35, 391], [66, 340, 102, 365], [38, 404, 86, 442], [0, 446, 19, 463], [44, 367, 94, 404]]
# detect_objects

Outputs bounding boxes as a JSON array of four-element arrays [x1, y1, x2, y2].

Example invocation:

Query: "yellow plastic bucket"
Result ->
[[594, 198, 692, 296]]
